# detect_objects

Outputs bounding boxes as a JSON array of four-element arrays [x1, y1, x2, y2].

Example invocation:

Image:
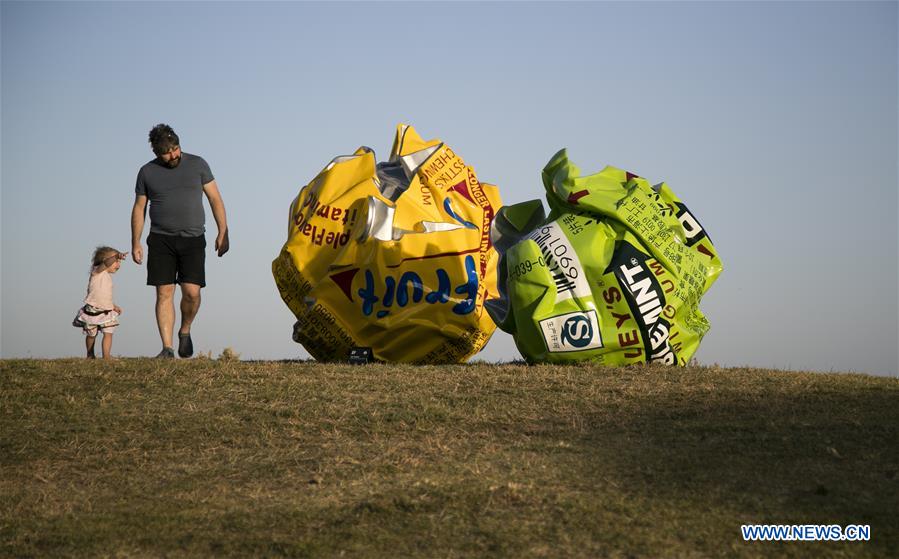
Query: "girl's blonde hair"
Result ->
[[92, 246, 121, 267]]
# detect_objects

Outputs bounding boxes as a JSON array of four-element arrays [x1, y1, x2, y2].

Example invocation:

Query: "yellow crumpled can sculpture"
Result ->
[[272, 125, 502, 363]]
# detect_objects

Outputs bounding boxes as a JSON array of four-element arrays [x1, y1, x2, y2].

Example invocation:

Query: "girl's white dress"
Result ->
[[72, 268, 119, 335]]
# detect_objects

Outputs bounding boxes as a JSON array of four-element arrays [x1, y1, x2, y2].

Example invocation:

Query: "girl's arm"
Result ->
[[93, 252, 128, 274]]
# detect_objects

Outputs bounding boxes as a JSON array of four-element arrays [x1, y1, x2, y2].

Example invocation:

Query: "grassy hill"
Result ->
[[2, 359, 896, 557]]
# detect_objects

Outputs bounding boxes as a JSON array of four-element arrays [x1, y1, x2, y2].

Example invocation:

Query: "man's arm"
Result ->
[[131, 194, 148, 264], [203, 180, 229, 257]]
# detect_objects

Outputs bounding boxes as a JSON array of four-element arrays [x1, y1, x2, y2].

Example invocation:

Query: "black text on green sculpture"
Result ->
[[486, 149, 723, 365]]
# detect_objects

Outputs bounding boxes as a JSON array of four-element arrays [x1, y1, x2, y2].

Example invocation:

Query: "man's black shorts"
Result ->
[[146, 232, 206, 287]]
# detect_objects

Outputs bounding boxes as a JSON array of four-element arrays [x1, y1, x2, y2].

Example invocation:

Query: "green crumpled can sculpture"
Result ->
[[486, 149, 723, 365]]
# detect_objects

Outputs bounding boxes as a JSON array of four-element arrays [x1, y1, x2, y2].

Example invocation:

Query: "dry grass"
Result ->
[[1, 359, 897, 557]]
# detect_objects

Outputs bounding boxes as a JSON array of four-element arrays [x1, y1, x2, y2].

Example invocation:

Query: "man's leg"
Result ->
[[178, 282, 201, 358], [175, 235, 206, 359], [179, 283, 202, 335], [147, 233, 177, 358], [156, 284, 176, 353]]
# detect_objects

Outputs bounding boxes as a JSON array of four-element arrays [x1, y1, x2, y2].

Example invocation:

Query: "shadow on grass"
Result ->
[[570, 373, 898, 556]]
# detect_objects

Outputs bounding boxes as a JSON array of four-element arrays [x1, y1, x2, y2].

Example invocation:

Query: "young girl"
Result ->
[[72, 246, 127, 359]]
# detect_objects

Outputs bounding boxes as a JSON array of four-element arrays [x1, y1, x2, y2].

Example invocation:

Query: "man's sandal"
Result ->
[[178, 332, 193, 358]]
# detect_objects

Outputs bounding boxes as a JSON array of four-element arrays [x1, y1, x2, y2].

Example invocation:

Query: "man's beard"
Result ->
[[163, 156, 181, 168]]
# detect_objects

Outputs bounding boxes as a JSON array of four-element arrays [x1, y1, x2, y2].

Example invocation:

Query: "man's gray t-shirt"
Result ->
[[135, 153, 214, 237]]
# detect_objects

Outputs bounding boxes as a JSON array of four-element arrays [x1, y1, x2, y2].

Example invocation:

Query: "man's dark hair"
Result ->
[[148, 123, 180, 155]]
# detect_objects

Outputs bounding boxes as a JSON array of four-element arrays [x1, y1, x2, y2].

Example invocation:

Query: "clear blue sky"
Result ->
[[2, 1, 896, 376]]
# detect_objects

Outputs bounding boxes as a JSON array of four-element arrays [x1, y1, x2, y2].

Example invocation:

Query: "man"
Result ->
[[131, 124, 229, 358]]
